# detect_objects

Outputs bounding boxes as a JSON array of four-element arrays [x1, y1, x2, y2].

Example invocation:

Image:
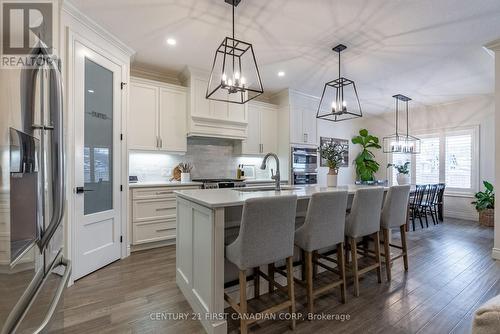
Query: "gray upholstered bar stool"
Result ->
[[380, 185, 411, 281], [345, 187, 385, 297], [294, 191, 348, 314], [225, 195, 298, 334]]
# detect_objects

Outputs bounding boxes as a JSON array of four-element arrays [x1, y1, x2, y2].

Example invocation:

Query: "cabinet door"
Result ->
[[192, 77, 211, 118], [159, 87, 187, 152], [289, 106, 303, 144], [241, 104, 261, 154], [302, 107, 317, 145], [260, 106, 278, 153], [129, 82, 159, 150]]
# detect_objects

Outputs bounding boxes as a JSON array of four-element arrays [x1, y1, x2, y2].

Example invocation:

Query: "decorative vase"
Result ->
[[327, 169, 338, 187], [479, 208, 494, 227], [396, 173, 410, 185], [181, 173, 191, 183]]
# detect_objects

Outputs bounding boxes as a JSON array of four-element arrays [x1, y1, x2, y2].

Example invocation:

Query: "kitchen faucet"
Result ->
[[260, 153, 281, 191]]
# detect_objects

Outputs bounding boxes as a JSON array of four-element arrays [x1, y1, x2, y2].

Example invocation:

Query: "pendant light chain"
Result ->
[[395, 98, 399, 136]]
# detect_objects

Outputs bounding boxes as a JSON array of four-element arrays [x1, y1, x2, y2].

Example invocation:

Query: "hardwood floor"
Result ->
[[55, 218, 500, 334]]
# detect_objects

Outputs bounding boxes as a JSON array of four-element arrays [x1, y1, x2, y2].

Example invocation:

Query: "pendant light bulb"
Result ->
[[234, 71, 240, 80], [222, 73, 227, 83], [240, 77, 246, 87]]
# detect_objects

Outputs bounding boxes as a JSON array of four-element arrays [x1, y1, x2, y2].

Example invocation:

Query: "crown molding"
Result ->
[[62, 0, 135, 57], [131, 65, 181, 85]]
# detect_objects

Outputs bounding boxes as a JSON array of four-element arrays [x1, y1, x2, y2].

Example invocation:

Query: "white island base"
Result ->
[[175, 185, 389, 334]]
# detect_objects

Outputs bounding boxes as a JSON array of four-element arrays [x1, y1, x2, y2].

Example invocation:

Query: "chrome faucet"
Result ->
[[260, 153, 281, 191]]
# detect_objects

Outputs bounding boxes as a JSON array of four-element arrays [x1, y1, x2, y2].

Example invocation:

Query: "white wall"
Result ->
[[362, 95, 495, 221]]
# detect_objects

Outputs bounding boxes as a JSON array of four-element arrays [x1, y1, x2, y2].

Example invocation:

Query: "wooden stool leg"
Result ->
[[305, 251, 314, 315], [268, 263, 275, 293], [254, 267, 260, 298], [301, 249, 306, 281], [383, 228, 392, 281], [286, 256, 296, 330], [400, 225, 409, 271], [350, 238, 360, 297], [239, 270, 248, 334], [312, 251, 318, 278], [337, 242, 347, 304], [374, 231, 382, 283]]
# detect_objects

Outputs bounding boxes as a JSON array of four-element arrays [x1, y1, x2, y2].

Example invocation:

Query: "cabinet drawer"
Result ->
[[133, 198, 176, 222], [132, 187, 175, 200], [133, 220, 176, 244]]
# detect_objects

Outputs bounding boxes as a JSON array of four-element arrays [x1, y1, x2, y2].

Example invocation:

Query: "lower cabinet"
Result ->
[[130, 185, 200, 250]]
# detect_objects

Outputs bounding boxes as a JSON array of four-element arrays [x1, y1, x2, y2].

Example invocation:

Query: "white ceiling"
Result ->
[[71, 0, 500, 114]]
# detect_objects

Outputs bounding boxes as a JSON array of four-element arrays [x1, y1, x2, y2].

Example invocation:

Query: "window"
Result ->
[[445, 132, 473, 189], [390, 126, 478, 193], [415, 137, 440, 184]]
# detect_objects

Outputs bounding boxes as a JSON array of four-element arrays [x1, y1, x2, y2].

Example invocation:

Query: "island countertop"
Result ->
[[175, 184, 388, 208]]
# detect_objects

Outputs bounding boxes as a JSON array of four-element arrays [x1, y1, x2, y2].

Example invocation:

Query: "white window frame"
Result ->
[[389, 125, 479, 196]]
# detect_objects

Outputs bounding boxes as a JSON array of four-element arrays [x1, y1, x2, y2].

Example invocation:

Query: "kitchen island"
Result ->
[[174, 185, 388, 334]]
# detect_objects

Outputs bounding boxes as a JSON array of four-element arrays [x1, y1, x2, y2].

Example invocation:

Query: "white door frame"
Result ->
[[65, 27, 130, 284]]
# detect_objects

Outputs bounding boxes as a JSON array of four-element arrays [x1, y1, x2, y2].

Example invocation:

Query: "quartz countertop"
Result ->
[[129, 181, 203, 188], [175, 184, 388, 208]]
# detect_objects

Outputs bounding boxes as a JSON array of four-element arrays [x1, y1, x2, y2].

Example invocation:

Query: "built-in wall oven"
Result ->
[[291, 147, 318, 185]]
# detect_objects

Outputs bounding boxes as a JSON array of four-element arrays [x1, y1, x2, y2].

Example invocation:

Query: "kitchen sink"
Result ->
[[234, 186, 300, 192]]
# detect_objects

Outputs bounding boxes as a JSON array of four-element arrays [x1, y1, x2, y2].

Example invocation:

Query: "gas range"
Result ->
[[192, 178, 247, 189]]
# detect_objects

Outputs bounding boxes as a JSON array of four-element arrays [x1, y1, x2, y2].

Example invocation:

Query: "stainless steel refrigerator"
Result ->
[[0, 45, 70, 333]]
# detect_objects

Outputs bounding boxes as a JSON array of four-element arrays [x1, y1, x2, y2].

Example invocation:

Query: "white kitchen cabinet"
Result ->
[[239, 102, 278, 155], [128, 81, 159, 150], [129, 77, 187, 152], [180, 67, 248, 139], [130, 185, 200, 250], [159, 87, 187, 152], [290, 92, 318, 145]]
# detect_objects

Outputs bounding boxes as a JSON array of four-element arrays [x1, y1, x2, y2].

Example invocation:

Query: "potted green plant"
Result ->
[[318, 141, 347, 187], [387, 162, 410, 185], [352, 129, 381, 182], [472, 181, 494, 227]]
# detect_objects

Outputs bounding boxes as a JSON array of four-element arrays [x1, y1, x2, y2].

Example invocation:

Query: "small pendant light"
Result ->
[[317, 44, 362, 122], [206, 0, 264, 104], [382, 94, 421, 154]]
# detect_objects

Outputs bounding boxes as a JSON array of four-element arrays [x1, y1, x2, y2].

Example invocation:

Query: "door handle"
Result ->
[[75, 187, 94, 194]]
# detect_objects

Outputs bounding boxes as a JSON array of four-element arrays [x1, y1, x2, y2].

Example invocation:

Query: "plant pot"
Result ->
[[396, 173, 410, 185], [181, 173, 191, 183], [327, 169, 338, 187], [478, 208, 494, 227]]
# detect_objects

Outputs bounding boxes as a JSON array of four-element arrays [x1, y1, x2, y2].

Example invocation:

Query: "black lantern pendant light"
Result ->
[[382, 94, 421, 154], [206, 0, 264, 104], [316, 44, 362, 122]]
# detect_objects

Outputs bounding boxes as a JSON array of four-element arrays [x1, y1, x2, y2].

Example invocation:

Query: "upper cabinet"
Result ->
[[180, 67, 248, 140], [239, 101, 278, 155], [129, 77, 187, 153], [286, 90, 318, 146]]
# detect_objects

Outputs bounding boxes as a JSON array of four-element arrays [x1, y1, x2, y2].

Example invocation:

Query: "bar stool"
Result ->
[[225, 195, 298, 334], [380, 185, 411, 281], [345, 187, 384, 297], [294, 191, 348, 314]]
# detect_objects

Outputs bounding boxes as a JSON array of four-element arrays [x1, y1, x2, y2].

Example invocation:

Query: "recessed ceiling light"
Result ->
[[87, 89, 94, 93], [278, 71, 285, 77], [166, 38, 177, 46]]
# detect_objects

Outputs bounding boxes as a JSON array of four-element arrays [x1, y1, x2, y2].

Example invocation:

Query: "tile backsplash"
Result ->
[[129, 137, 275, 182]]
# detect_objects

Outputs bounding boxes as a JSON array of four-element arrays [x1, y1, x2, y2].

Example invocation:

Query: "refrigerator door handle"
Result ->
[[1, 252, 71, 334], [31, 257, 71, 334]]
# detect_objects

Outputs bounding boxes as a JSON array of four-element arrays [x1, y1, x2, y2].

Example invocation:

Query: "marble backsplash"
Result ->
[[129, 137, 276, 182]]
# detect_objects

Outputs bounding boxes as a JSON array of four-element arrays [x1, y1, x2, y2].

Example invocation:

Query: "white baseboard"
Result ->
[[444, 210, 478, 221], [492, 248, 500, 261]]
